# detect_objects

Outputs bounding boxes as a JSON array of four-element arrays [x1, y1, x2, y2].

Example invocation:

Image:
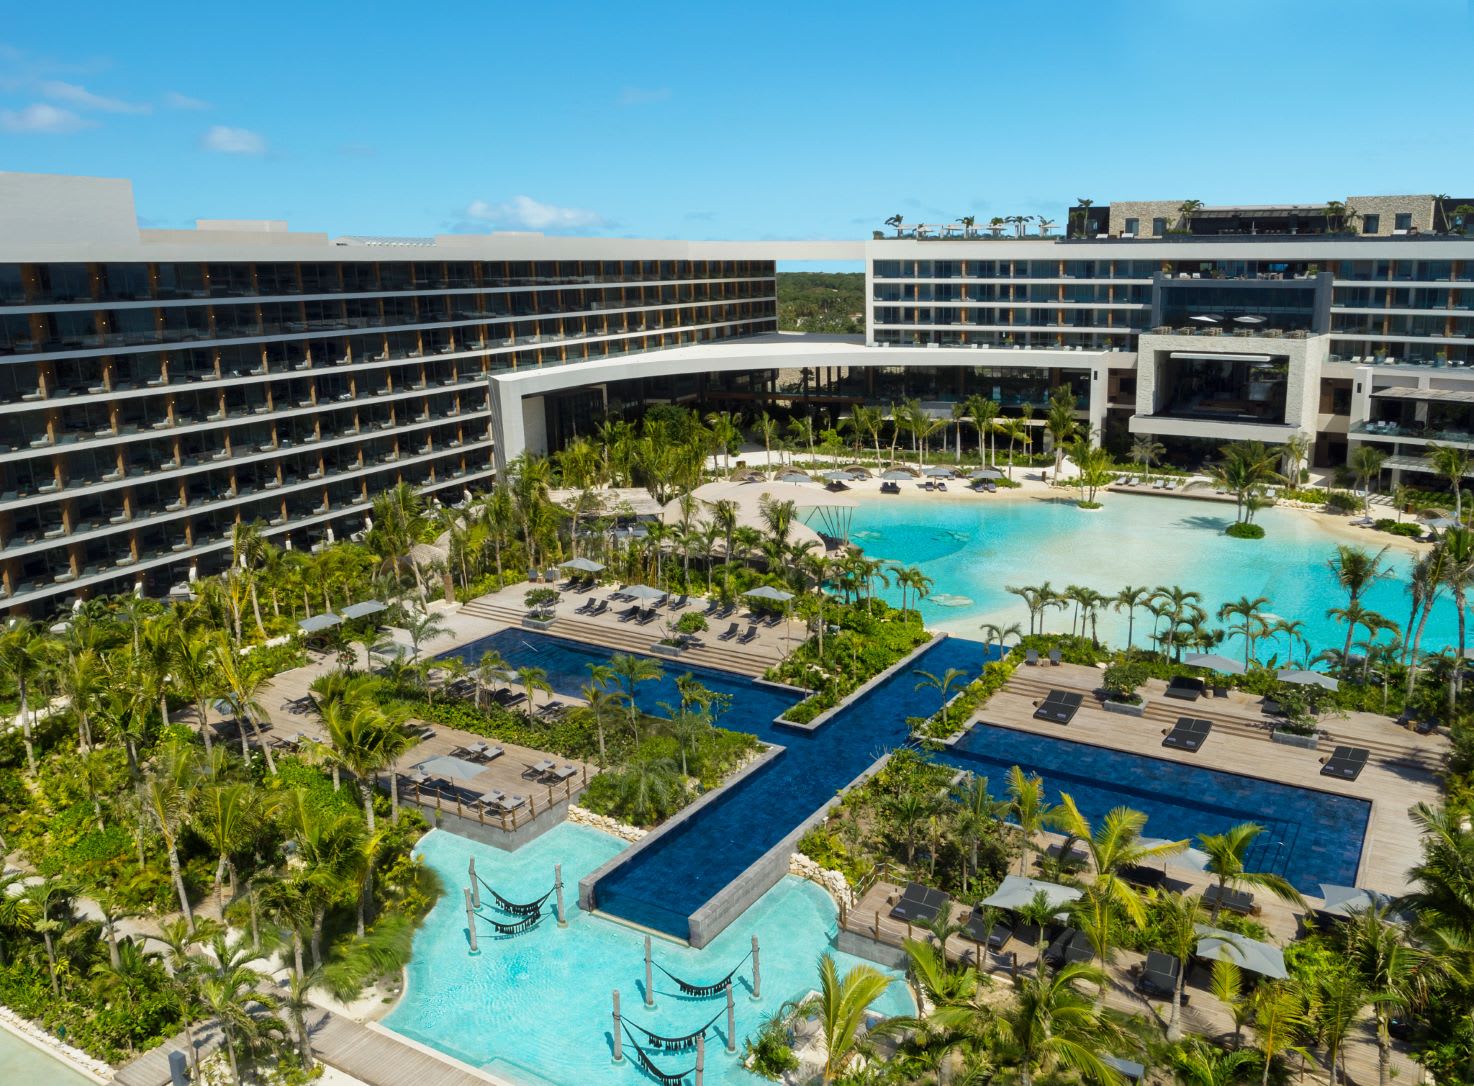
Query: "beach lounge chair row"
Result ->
[[888, 881, 949, 924], [524, 757, 578, 784], [880, 481, 902, 494], [1201, 883, 1256, 915], [1321, 745, 1370, 781], [716, 622, 760, 644], [970, 480, 999, 493], [1162, 716, 1212, 752], [574, 596, 610, 616], [918, 479, 949, 491], [704, 600, 736, 618], [452, 741, 505, 764], [1033, 689, 1083, 725]]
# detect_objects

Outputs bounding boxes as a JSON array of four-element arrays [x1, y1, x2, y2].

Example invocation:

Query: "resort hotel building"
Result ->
[[6, 172, 1474, 613]]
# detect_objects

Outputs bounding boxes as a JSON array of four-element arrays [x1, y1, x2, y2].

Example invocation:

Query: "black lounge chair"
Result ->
[[1043, 927, 1093, 969], [588, 599, 609, 616], [1165, 675, 1206, 701], [737, 625, 759, 644], [704, 598, 721, 616], [669, 594, 688, 610], [637, 608, 658, 625], [575, 596, 597, 614], [1134, 950, 1182, 1000], [889, 882, 948, 924], [1162, 717, 1212, 752], [1033, 690, 1084, 725], [616, 605, 640, 623], [1048, 648, 1062, 666], [1202, 884, 1256, 915], [542, 764, 579, 783], [1120, 862, 1167, 889], [964, 910, 1012, 950], [717, 621, 740, 641], [1321, 745, 1370, 781], [1044, 840, 1089, 870], [1025, 649, 1040, 666], [764, 613, 782, 628]]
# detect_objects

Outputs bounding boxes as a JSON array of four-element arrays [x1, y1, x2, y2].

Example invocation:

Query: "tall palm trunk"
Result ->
[[166, 839, 196, 933]]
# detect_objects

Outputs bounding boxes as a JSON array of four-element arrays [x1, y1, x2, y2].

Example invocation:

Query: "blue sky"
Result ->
[[2, 0, 1471, 248]]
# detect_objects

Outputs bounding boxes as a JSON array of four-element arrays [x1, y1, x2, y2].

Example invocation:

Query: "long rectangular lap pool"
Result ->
[[935, 722, 1372, 892]]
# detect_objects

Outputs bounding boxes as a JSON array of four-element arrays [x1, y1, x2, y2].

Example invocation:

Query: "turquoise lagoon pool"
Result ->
[[382, 825, 914, 1086], [846, 492, 1458, 655]]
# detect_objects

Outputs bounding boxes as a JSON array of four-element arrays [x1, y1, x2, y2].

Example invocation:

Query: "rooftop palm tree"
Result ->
[[1177, 199, 1205, 231], [802, 953, 893, 1085], [1198, 822, 1304, 920]]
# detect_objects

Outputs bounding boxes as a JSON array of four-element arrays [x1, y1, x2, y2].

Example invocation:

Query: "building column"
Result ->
[[1088, 363, 1108, 444]]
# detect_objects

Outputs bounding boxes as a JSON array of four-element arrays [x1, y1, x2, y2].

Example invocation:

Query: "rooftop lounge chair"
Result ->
[[737, 625, 759, 644], [1164, 675, 1206, 701], [1321, 745, 1370, 781], [964, 910, 1012, 950], [1134, 950, 1183, 1000], [1202, 884, 1256, 915], [1162, 717, 1212, 752], [1043, 928, 1093, 969], [717, 621, 740, 641], [888, 881, 948, 925], [1033, 690, 1084, 725]]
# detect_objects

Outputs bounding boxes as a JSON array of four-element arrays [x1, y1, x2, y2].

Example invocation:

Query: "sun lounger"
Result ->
[[526, 758, 555, 778], [1134, 951, 1183, 999], [964, 910, 1012, 950], [1025, 649, 1040, 666], [637, 608, 658, 625], [937, 481, 947, 491], [716, 603, 735, 619], [1201, 884, 1256, 915], [588, 599, 609, 616], [737, 625, 759, 644], [494, 794, 527, 814], [1043, 927, 1093, 969], [616, 605, 640, 623], [922, 480, 936, 491], [1048, 648, 1062, 666], [1033, 690, 1083, 725], [473, 743, 505, 763], [764, 613, 781, 628], [544, 764, 578, 783], [408, 724, 435, 741], [1164, 675, 1206, 701], [888, 881, 948, 924], [1120, 863, 1167, 889], [717, 621, 740, 641], [669, 594, 688, 611], [1161, 717, 1212, 752], [536, 701, 569, 719], [1321, 745, 1370, 781], [704, 599, 721, 616], [574, 596, 596, 614], [1044, 840, 1089, 870]]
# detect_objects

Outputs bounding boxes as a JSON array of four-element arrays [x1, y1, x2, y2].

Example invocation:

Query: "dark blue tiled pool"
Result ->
[[936, 723, 1371, 893]]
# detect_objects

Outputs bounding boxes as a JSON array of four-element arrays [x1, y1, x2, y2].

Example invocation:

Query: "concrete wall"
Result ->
[[1108, 201, 1183, 237], [411, 793, 574, 851], [1346, 195, 1435, 236]]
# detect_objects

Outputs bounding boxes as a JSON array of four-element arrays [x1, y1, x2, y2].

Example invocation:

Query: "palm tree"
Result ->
[[1006, 766, 1050, 875], [194, 782, 256, 911], [1212, 441, 1285, 527], [1129, 436, 1165, 486], [1045, 385, 1079, 479], [1351, 444, 1388, 516], [1177, 199, 1204, 231], [1170, 1036, 1261, 1086], [1251, 981, 1308, 1086], [704, 409, 742, 471], [1440, 527, 1474, 690], [1427, 443, 1473, 519], [609, 652, 663, 735], [400, 605, 450, 662], [0, 618, 54, 775], [891, 564, 934, 620], [197, 934, 282, 1086], [610, 758, 685, 825], [913, 667, 971, 733], [1344, 906, 1422, 1086], [1156, 891, 1208, 1040], [1327, 544, 1391, 664], [802, 953, 893, 1085], [978, 621, 1022, 663], [992, 961, 1123, 1086], [1218, 595, 1271, 668], [997, 417, 1029, 479], [140, 741, 202, 931], [1312, 971, 1366, 1086], [964, 394, 1000, 466], [753, 412, 780, 471], [1198, 823, 1304, 920], [1113, 586, 1153, 652], [212, 632, 276, 774], [317, 699, 398, 830]]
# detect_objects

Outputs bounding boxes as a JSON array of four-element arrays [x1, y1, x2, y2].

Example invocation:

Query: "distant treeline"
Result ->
[[777, 272, 864, 334]]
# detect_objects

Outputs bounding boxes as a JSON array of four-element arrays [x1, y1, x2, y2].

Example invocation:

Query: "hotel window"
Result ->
[[1395, 213, 1413, 231], [1123, 218, 1139, 236], [1152, 217, 1167, 236], [1362, 214, 1380, 234]]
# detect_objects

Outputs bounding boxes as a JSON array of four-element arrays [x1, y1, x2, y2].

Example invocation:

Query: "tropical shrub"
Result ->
[[1225, 522, 1266, 539]]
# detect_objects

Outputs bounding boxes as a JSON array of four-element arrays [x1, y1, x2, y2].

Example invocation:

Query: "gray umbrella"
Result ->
[[746, 585, 795, 603], [1138, 837, 1212, 872], [1195, 925, 1287, 979], [777, 471, 813, 484], [970, 468, 1005, 480], [820, 470, 856, 482], [298, 612, 341, 634], [624, 584, 666, 603], [881, 469, 916, 481], [559, 556, 606, 573], [1317, 884, 1395, 920], [922, 466, 954, 478], [981, 874, 1082, 912], [1184, 652, 1246, 676], [1277, 668, 1339, 691]]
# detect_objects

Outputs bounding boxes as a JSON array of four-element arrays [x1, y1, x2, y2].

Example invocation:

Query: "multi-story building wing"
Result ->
[[0, 173, 776, 612]]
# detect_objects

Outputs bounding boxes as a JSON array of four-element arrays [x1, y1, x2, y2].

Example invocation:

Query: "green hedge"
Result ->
[[1225, 522, 1266, 539]]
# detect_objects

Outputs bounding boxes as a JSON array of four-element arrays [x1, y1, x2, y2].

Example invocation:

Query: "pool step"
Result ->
[[458, 599, 780, 677]]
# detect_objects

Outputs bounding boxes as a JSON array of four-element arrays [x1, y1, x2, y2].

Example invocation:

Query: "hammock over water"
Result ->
[[652, 950, 752, 999]]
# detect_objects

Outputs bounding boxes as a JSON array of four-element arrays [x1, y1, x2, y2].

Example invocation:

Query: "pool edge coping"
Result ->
[[775, 631, 943, 731]]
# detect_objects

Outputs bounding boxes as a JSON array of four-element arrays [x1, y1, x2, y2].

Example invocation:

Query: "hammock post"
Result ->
[[695, 1033, 705, 1086], [644, 935, 656, 1009], [750, 935, 761, 1000], [555, 863, 567, 927], [469, 857, 479, 910], [611, 990, 623, 1063], [465, 888, 479, 955], [725, 985, 736, 1052]]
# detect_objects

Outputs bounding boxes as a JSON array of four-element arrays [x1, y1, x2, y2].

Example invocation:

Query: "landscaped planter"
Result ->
[[1271, 729, 1320, 749], [522, 615, 556, 630], [650, 642, 685, 657], [1101, 697, 1147, 718]]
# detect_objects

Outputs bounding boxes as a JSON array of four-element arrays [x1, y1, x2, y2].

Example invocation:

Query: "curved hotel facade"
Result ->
[[5, 173, 1474, 612]]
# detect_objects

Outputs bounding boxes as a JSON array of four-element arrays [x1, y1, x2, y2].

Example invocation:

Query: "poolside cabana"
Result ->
[[1277, 668, 1339, 691], [1184, 652, 1246, 676], [1194, 925, 1288, 979], [297, 612, 341, 635], [980, 875, 1082, 913], [340, 599, 387, 622]]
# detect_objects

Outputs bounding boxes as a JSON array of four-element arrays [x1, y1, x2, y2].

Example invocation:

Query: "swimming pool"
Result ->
[[381, 825, 914, 1086], [846, 492, 1456, 654], [935, 722, 1371, 892], [440, 630, 986, 940], [0, 1030, 94, 1086]]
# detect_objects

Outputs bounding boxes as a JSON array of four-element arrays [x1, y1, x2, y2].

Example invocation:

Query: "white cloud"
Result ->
[[617, 86, 671, 106], [463, 195, 605, 232], [40, 80, 149, 114], [201, 125, 267, 155], [0, 103, 93, 133], [163, 90, 210, 110]]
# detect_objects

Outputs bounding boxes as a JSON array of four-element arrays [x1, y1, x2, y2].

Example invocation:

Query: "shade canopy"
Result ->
[[1190, 314, 1221, 324], [922, 466, 954, 477], [412, 755, 485, 782], [340, 599, 387, 621], [980, 874, 1082, 913], [777, 471, 814, 483], [1195, 925, 1288, 979], [1138, 837, 1212, 872], [1317, 883, 1396, 920], [624, 584, 667, 603], [559, 556, 606, 573], [1234, 314, 1269, 325], [298, 612, 341, 634], [970, 468, 1005, 480], [881, 469, 917, 481], [1184, 652, 1246, 676], [746, 585, 795, 603], [1277, 668, 1339, 691], [820, 470, 855, 482]]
